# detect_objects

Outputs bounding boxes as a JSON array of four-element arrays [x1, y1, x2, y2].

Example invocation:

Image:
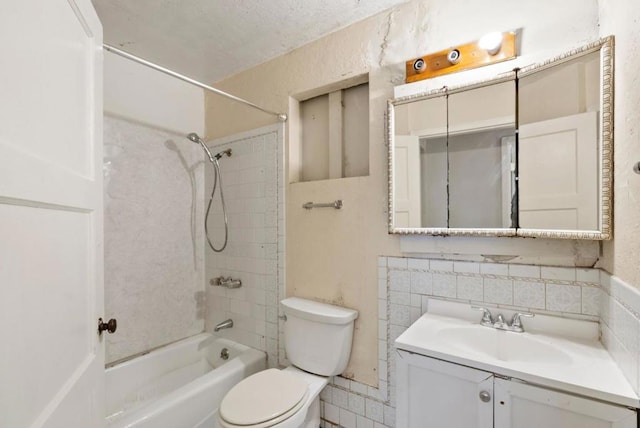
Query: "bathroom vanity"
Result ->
[[394, 300, 639, 428]]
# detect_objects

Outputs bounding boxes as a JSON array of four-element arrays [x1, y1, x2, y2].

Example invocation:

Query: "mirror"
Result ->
[[388, 37, 613, 239]]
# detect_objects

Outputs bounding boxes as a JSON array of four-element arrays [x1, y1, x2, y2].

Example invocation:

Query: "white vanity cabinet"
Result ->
[[396, 350, 637, 428]]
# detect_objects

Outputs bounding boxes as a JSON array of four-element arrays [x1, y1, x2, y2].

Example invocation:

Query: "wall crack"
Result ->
[[378, 9, 395, 68]]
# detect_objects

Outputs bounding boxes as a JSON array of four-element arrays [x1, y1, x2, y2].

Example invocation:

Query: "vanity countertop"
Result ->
[[395, 300, 639, 408]]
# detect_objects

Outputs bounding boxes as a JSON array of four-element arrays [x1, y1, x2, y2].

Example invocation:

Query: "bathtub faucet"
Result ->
[[210, 276, 242, 289], [214, 319, 234, 332]]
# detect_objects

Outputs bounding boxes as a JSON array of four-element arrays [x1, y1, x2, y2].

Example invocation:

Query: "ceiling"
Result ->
[[92, 0, 407, 84]]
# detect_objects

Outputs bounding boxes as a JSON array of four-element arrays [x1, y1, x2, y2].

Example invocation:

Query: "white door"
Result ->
[[394, 136, 422, 228], [518, 111, 598, 230], [494, 379, 636, 428], [0, 1, 104, 427], [396, 350, 494, 428]]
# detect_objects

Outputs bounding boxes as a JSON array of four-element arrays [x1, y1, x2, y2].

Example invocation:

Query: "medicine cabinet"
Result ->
[[387, 37, 613, 239]]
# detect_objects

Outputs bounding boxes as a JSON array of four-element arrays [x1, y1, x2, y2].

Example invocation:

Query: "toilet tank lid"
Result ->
[[281, 297, 358, 325]]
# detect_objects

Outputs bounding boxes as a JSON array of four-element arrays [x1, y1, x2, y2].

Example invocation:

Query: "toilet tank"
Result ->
[[281, 297, 358, 376]]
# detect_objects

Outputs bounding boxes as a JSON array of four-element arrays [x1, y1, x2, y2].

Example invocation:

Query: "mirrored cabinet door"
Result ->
[[448, 81, 516, 229], [518, 50, 601, 232], [393, 95, 447, 228]]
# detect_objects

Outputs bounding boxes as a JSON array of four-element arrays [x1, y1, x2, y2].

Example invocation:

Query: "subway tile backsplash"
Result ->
[[321, 256, 640, 428]]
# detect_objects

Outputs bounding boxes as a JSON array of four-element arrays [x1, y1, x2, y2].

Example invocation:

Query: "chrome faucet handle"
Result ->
[[510, 312, 534, 331], [471, 306, 494, 325]]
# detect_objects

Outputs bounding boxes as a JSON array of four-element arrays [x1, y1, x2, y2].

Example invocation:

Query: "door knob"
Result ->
[[98, 318, 117, 335], [479, 390, 491, 402]]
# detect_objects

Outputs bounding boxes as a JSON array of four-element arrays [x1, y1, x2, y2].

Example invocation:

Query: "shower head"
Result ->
[[187, 132, 201, 144], [186, 133, 232, 162], [186, 132, 215, 162]]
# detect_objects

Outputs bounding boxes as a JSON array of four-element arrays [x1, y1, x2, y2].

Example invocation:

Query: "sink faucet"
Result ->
[[471, 306, 534, 333], [214, 319, 234, 332]]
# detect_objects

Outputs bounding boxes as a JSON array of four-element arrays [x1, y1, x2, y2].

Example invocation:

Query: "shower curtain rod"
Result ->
[[103, 44, 288, 122]]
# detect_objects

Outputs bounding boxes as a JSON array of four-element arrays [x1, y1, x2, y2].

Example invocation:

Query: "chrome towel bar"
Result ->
[[303, 200, 343, 210]]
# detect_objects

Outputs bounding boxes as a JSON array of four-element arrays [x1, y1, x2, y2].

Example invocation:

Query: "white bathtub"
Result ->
[[106, 334, 266, 428]]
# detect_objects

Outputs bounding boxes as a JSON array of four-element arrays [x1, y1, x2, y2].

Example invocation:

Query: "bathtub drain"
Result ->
[[220, 348, 230, 360]]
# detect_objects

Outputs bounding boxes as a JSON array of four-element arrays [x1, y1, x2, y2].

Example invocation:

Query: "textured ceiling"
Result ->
[[92, 0, 407, 83]]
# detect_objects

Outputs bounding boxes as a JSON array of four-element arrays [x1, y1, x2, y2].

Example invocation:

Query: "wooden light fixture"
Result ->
[[405, 31, 517, 83]]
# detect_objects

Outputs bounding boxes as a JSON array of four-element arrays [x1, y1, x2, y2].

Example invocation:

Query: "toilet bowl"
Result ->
[[216, 298, 358, 428], [217, 367, 327, 428]]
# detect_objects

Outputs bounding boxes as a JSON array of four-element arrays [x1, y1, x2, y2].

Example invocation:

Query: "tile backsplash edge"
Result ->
[[600, 271, 640, 394]]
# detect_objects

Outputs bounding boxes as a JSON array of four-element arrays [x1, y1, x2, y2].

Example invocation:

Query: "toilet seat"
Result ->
[[219, 369, 309, 428]]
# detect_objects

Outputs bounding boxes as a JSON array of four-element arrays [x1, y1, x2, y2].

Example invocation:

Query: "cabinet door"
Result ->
[[396, 350, 494, 428], [494, 378, 637, 428]]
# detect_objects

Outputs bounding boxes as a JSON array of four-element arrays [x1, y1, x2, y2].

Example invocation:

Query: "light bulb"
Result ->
[[479, 32, 503, 55]]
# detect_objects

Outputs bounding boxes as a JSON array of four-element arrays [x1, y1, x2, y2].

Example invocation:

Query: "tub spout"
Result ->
[[214, 319, 233, 332]]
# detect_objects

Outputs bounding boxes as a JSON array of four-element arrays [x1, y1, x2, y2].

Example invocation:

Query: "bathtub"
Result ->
[[106, 333, 266, 428]]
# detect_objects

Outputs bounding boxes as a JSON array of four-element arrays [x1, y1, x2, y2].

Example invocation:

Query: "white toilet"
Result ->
[[217, 297, 358, 428]]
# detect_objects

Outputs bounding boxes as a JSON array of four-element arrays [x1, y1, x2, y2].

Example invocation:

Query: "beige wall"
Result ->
[[205, 0, 605, 385], [599, 0, 640, 288]]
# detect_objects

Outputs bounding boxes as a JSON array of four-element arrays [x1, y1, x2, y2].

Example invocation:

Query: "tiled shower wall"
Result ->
[[104, 115, 205, 364], [204, 125, 284, 368], [320, 256, 640, 428]]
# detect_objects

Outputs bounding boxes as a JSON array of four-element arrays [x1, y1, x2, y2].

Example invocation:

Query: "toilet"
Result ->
[[217, 297, 358, 428]]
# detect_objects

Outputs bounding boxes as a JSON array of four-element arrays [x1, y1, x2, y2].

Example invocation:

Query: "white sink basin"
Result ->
[[395, 299, 639, 408], [437, 325, 573, 365]]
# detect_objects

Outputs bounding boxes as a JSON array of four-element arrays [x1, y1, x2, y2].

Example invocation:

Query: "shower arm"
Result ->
[[103, 44, 287, 122]]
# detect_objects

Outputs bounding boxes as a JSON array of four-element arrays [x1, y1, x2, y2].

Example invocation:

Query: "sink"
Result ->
[[437, 325, 573, 365], [394, 299, 639, 408]]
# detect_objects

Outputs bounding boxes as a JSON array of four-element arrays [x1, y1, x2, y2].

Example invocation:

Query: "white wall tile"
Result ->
[[333, 387, 349, 408], [340, 409, 357, 428], [389, 291, 410, 306], [612, 276, 640, 316], [387, 257, 407, 269], [480, 263, 509, 276], [508, 264, 541, 279], [430, 260, 454, 272], [320, 385, 333, 402], [349, 393, 366, 415], [410, 271, 432, 295], [407, 258, 430, 270], [389, 270, 410, 292], [356, 415, 374, 428], [541, 267, 576, 282], [333, 376, 350, 389], [513, 280, 545, 309], [432, 273, 457, 298], [483, 278, 513, 304], [454, 261, 480, 274], [581, 286, 601, 316], [324, 403, 339, 424], [410, 293, 422, 308], [576, 268, 600, 284], [365, 399, 384, 423], [389, 304, 411, 327], [456, 276, 483, 301], [351, 381, 369, 396], [378, 278, 387, 301], [545, 283, 581, 313], [378, 320, 387, 340]]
